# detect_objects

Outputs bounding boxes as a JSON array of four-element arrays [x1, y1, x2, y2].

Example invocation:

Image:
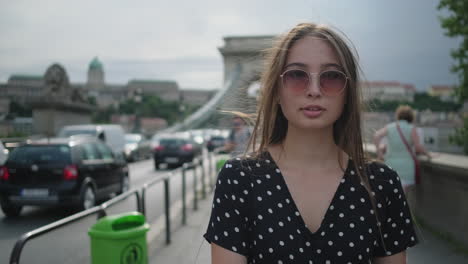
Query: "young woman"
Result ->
[[374, 105, 432, 193], [204, 23, 418, 264]]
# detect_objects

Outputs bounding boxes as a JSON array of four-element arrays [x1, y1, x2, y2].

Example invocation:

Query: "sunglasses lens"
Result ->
[[320, 71, 347, 95], [282, 70, 309, 93]]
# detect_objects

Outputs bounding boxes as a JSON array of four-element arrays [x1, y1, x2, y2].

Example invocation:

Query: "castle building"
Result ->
[[0, 57, 215, 110], [87, 57, 105, 90]]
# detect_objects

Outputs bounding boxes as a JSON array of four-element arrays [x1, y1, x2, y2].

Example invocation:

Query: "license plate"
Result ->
[[165, 157, 179, 163], [21, 189, 49, 197]]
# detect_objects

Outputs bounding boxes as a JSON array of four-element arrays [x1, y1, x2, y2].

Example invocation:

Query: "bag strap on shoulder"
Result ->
[[396, 122, 417, 161]]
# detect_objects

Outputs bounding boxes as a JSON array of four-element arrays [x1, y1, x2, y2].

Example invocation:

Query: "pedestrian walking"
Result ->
[[223, 116, 251, 157]]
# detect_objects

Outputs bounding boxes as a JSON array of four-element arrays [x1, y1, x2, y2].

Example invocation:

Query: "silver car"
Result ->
[[124, 134, 152, 162]]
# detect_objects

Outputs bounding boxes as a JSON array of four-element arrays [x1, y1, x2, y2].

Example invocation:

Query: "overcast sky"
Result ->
[[0, 0, 460, 91]]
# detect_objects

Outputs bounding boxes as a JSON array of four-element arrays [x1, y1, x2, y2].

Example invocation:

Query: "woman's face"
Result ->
[[278, 36, 346, 132]]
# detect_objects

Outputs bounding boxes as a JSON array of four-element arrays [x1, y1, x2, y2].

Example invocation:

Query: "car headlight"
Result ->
[[125, 144, 137, 154], [194, 136, 203, 145]]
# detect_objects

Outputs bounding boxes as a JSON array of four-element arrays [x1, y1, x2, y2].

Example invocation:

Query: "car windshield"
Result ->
[[160, 138, 186, 146], [8, 145, 72, 164]]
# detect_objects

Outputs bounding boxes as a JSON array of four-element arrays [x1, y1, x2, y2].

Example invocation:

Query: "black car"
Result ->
[[153, 133, 202, 170], [0, 137, 130, 217]]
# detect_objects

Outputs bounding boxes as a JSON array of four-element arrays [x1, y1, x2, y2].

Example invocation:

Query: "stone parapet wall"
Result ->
[[365, 144, 468, 247], [410, 153, 468, 247], [32, 99, 94, 137], [33, 109, 92, 137]]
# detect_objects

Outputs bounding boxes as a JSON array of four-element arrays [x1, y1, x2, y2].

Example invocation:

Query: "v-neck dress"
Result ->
[[204, 153, 418, 263]]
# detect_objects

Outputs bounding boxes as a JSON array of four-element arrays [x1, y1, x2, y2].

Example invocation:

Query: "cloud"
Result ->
[[0, 0, 460, 91], [105, 57, 223, 88]]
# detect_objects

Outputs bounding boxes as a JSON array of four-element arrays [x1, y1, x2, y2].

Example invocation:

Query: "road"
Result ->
[[0, 156, 210, 264]]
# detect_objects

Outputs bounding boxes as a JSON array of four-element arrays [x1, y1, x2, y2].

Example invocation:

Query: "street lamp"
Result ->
[[133, 88, 143, 133]]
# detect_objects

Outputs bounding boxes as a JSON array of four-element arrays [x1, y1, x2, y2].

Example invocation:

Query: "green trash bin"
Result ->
[[216, 158, 227, 172], [88, 212, 150, 264], [216, 154, 230, 172]]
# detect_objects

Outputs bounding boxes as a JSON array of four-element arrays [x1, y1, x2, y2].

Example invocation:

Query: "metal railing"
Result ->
[[9, 189, 141, 264], [9, 153, 218, 264], [140, 158, 207, 245]]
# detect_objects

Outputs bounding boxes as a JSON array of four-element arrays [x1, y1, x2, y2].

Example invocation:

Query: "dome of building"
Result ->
[[89, 57, 103, 70]]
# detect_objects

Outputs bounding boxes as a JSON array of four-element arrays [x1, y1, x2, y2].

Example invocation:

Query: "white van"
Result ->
[[58, 124, 126, 157]]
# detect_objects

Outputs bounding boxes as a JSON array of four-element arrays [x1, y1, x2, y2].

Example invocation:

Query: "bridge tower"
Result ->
[[218, 36, 275, 115]]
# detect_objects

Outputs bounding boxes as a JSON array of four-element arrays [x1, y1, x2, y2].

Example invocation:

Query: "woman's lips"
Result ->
[[300, 105, 325, 118]]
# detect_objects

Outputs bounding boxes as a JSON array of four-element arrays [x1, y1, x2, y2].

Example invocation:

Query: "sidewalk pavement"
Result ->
[[148, 191, 212, 264], [148, 191, 468, 264]]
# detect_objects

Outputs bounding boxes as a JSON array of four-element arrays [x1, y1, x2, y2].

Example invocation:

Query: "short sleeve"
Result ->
[[204, 159, 252, 256], [371, 163, 419, 257]]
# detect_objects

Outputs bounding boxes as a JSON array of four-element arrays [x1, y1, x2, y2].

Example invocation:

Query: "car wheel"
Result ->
[[118, 174, 130, 194], [0, 200, 22, 217], [79, 185, 96, 211]]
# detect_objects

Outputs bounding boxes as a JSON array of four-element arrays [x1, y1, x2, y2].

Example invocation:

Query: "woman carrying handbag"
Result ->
[[374, 105, 432, 193]]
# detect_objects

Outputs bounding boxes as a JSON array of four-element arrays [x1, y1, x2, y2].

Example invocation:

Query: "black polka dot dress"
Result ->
[[204, 153, 418, 263]]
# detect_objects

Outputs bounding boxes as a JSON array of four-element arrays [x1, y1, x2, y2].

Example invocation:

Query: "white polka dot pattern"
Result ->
[[204, 155, 418, 263]]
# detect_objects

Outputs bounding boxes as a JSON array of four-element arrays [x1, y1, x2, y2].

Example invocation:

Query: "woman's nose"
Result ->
[[306, 73, 321, 97]]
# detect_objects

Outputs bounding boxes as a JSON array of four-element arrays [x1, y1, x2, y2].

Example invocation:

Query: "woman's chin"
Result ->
[[289, 120, 334, 132]]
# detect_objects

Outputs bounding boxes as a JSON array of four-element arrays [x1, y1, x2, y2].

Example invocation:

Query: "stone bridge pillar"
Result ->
[[31, 64, 94, 137], [218, 36, 275, 114]]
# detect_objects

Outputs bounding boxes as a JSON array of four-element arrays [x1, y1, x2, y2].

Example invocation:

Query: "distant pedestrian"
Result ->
[[374, 105, 432, 193], [223, 116, 251, 157], [205, 23, 418, 264]]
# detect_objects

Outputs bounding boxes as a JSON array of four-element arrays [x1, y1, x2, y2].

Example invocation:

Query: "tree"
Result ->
[[94, 94, 197, 126], [438, 0, 468, 154], [92, 104, 118, 123], [438, 0, 468, 101], [8, 101, 32, 118], [367, 92, 461, 112], [450, 119, 468, 154]]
